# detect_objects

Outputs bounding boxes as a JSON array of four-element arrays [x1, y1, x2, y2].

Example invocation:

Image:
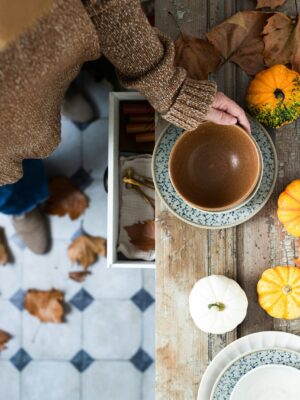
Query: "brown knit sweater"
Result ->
[[0, 0, 217, 185]]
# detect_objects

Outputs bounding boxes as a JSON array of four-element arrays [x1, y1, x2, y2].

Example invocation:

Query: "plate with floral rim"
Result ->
[[210, 347, 300, 400], [152, 116, 278, 229]]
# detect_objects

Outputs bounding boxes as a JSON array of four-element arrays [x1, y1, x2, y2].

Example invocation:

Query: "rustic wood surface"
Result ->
[[155, 1, 300, 399]]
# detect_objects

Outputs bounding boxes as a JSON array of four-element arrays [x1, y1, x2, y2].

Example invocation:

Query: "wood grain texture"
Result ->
[[155, 0, 300, 398]]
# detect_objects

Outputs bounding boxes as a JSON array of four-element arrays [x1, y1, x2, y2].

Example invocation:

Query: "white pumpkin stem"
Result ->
[[208, 302, 225, 311]]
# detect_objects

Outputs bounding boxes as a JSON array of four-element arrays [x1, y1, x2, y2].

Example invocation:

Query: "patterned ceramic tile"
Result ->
[[70, 167, 94, 191], [143, 304, 155, 359], [9, 289, 25, 311], [0, 257, 22, 300], [130, 348, 153, 372], [10, 349, 32, 371], [22, 308, 82, 360], [82, 361, 141, 400], [83, 260, 143, 300], [82, 119, 108, 179], [0, 301, 22, 359], [83, 301, 141, 359], [49, 216, 82, 241], [131, 289, 155, 312], [153, 117, 278, 229], [44, 118, 82, 178], [143, 270, 155, 299], [70, 288, 94, 311], [142, 364, 155, 400], [21, 361, 80, 400], [0, 361, 20, 400], [212, 348, 300, 400], [71, 350, 94, 372], [82, 179, 107, 238], [22, 240, 80, 301]]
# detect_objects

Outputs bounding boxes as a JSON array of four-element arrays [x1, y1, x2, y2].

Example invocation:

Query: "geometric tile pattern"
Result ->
[[131, 289, 155, 312], [70, 288, 94, 311], [130, 348, 153, 373], [70, 167, 94, 191], [10, 289, 25, 311], [71, 350, 94, 372], [10, 348, 32, 371]]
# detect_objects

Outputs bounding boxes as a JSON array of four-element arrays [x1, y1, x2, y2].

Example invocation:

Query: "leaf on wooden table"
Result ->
[[68, 235, 106, 269], [24, 289, 65, 323], [207, 11, 272, 75], [44, 176, 89, 220], [262, 13, 295, 67], [256, 0, 286, 9], [124, 220, 155, 252], [175, 34, 222, 80], [69, 270, 91, 282], [0, 330, 12, 351]]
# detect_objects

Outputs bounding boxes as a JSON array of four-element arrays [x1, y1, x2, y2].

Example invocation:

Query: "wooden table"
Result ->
[[155, 1, 300, 399]]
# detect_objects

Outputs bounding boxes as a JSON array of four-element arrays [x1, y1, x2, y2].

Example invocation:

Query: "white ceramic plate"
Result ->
[[211, 348, 300, 400], [152, 116, 278, 229], [197, 331, 300, 400], [230, 364, 300, 400]]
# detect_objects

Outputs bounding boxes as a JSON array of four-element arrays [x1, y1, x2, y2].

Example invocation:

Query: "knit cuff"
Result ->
[[163, 78, 217, 130]]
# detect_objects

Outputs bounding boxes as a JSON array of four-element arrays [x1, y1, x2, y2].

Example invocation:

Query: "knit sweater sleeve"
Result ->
[[84, 0, 217, 130]]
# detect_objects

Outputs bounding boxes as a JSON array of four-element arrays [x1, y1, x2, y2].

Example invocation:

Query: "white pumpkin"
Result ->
[[189, 275, 248, 335]]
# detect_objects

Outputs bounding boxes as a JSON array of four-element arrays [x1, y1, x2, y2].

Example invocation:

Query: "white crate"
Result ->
[[107, 92, 155, 269]]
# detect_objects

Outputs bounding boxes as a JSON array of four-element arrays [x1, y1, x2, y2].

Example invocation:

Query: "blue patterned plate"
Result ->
[[152, 117, 278, 229], [210, 348, 300, 400]]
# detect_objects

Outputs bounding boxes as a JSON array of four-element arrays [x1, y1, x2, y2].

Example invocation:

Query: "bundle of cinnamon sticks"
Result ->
[[123, 103, 155, 143]]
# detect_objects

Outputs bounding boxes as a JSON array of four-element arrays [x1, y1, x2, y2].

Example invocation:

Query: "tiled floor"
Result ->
[[0, 75, 155, 400]]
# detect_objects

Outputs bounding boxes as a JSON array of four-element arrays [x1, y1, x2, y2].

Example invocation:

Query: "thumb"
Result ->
[[206, 108, 238, 126]]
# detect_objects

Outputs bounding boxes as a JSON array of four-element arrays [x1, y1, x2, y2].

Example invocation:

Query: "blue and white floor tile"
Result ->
[[0, 76, 155, 399]]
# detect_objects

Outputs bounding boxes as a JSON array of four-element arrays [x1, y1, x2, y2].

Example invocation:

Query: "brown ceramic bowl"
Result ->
[[169, 122, 261, 212]]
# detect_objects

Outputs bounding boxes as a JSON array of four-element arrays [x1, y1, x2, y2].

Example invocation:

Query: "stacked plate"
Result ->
[[198, 331, 300, 400], [152, 116, 278, 229]]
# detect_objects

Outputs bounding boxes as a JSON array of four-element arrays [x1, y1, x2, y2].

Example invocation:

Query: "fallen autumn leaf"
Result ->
[[124, 220, 155, 252], [69, 270, 91, 282], [44, 176, 89, 220], [24, 289, 65, 323], [68, 235, 106, 269], [0, 330, 12, 351]]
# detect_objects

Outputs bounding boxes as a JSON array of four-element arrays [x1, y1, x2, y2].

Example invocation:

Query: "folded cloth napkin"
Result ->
[[118, 154, 155, 261]]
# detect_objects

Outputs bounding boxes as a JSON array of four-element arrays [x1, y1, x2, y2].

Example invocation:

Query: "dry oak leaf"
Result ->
[[24, 289, 65, 323], [69, 270, 91, 282], [0, 330, 12, 351], [262, 13, 295, 67], [68, 235, 106, 269], [44, 176, 89, 220], [256, 0, 286, 9], [174, 34, 222, 80], [124, 220, 155, 252], [207, 11, 273, 75]]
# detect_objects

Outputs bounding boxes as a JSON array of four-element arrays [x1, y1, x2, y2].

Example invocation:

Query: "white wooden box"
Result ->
[[107, 92, 155, 269]]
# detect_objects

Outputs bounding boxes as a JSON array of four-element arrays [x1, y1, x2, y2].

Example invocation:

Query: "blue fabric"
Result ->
[[0, 160, 48, 216]]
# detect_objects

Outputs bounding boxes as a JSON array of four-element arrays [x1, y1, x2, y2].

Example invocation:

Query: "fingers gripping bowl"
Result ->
[[168, 122, 262, 212]]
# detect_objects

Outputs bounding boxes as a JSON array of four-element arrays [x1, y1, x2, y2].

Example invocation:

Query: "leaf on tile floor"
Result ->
[[256, 0, 285, 8], [0, 227, 9, 265], [175, 34, 222, 80], [124, 220, 155, 252], [69, 270, 91, 282], [0, 330, 12, 351], [207, 11, 272, 75], [44, 176, 89, 220], [24, 289, 65, 323], [68, 235, 106, 269]]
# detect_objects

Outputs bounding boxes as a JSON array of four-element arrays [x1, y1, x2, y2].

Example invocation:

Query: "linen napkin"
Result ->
[[118, 154, 155, 261]]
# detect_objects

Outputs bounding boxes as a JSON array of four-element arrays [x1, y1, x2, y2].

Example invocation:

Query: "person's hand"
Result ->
[[206, 92, 251, 134]]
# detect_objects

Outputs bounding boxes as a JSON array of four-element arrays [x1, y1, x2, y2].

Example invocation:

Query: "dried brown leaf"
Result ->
[[207, 11, 272, 75], [174, 34, 222, 80], [0, 330, 12, 351], [69, 271, 91, 282], [0, 228, 9, 265], [291, 17, 300, 73], [44, 177, 89, 220], [68, 235, 106, 269], [124, 220, 155, 252], [256, 0, 286, 9], [24, 289, 65, 323], [262, 13, 295, 66]]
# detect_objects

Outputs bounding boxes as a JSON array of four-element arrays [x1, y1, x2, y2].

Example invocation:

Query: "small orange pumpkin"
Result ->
[[277, 180, 300, 237], [246, 65, 300, 128]]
